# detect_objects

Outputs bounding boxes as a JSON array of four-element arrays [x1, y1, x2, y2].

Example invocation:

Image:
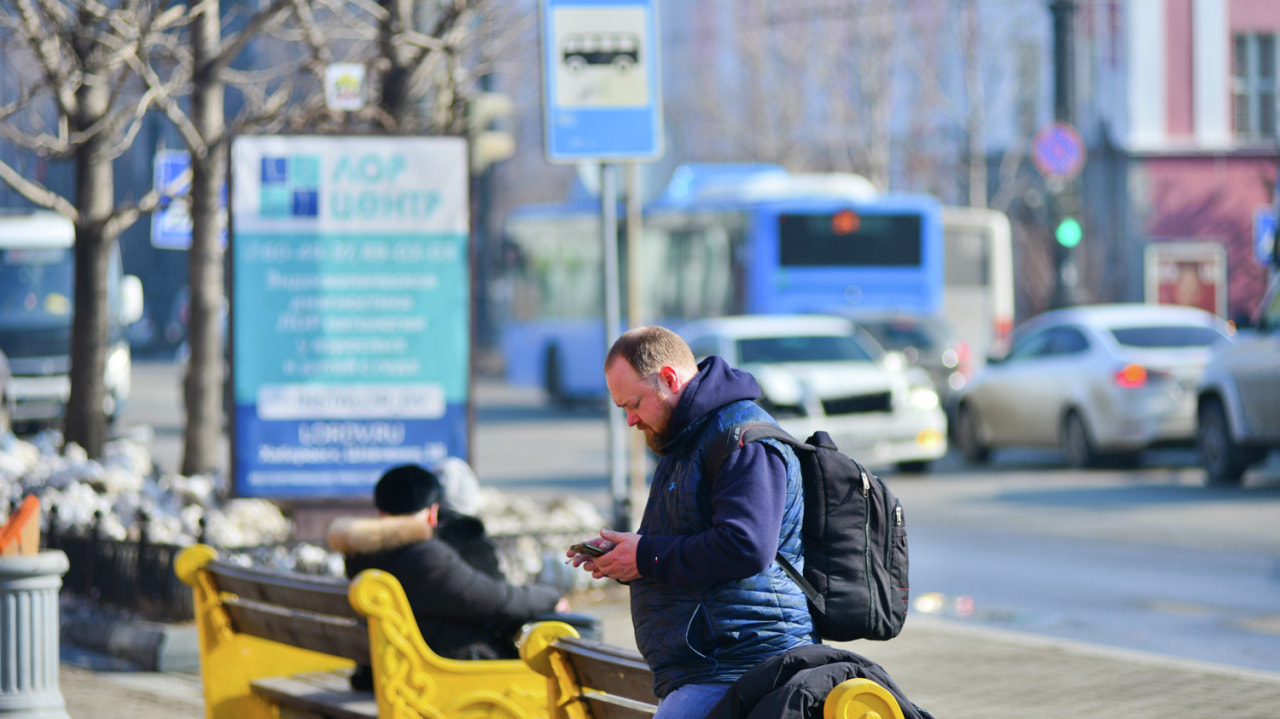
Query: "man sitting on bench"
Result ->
[[329, 463, 570, 690]]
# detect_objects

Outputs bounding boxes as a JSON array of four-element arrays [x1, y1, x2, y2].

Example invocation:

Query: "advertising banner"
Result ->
[[1143, 241, 1227, 319], [229, 135, 469, 498]]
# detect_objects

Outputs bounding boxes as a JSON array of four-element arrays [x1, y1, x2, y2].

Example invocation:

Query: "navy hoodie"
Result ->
[[629, 356, 814, 697]]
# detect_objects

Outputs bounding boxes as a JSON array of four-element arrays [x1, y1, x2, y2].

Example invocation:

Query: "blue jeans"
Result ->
[[653, 682, 732, 719]]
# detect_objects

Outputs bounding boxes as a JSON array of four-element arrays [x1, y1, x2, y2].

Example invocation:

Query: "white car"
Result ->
[[1196, 274, 1280, 485], [678, 314, 947, 473], [954, 303, 1234, 468]]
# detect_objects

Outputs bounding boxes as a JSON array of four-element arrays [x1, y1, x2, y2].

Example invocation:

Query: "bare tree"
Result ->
[[0, 0, 185, 458], [272, 0, 499, 135], [137, 0, 300, 475], [659, 2, 899, 188]]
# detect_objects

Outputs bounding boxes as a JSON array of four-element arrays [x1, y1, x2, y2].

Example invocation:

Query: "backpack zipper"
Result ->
[[861, 468, 874, 629]]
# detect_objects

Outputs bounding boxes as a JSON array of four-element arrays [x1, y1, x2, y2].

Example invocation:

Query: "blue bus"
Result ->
[[495, 164, 945, 404]]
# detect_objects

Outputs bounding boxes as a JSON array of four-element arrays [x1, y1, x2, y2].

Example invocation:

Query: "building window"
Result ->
[[1234, 33, 1277, 140]]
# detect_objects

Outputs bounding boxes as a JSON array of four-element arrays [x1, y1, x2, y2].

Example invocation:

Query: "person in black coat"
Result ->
[[328, 464, 569, 689], [705, 644, 935, 719]]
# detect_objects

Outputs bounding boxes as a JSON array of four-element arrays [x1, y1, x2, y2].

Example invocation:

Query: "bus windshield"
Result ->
[[0, 247, 74, 326]]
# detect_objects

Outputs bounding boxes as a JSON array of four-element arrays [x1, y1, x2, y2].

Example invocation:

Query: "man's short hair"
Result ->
[[605, 325, 696, 377], [375, 464, 443, 515]]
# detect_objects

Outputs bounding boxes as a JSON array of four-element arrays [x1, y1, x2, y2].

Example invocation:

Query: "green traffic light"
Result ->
[[1056, 217, 1082, 248]]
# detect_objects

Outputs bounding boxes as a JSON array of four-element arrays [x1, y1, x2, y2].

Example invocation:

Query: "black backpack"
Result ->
[[706, 424, 909, 642]]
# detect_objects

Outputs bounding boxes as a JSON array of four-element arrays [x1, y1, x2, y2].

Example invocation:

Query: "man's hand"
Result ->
[[588, 528, 641, 583], [566, 537, 615, 567]]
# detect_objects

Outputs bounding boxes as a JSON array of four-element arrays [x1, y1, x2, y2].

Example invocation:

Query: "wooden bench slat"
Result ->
[[251, 672, 378, 719], [582, 692, 659, 719], [553, 637, 655, 704], [209, 559, 358, 619], [224, 598, 371, 665]]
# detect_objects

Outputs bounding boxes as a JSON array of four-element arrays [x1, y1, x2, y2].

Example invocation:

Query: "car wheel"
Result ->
[[1062, 410, 1099, 469], [896, 460, 931, 474], [1197, 399, 1248, 487], [956, 404, 991, 464]]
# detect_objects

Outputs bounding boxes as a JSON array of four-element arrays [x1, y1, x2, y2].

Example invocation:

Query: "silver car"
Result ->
[[678, 314, 948, 473], [954, 303, 1234, 468], [1196, 274, 1280, 485]]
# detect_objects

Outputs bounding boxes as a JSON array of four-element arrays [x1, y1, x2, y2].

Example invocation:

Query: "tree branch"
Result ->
[[209, 0, 295, 77], [0, 158, 77, 221], [14, 0, 80, 118]]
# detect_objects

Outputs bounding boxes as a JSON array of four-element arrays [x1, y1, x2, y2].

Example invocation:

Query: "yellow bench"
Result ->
[[176, 544, 549, 718], [518, 621, 905, 719]]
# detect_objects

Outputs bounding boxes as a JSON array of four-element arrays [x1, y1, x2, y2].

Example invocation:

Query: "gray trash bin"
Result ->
[[0, 550, 70, 719]]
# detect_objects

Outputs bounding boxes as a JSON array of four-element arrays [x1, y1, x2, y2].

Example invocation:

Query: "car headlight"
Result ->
[[106, 344, 131, 378], [904, 370, 939, 409], [754, 366, 805, 406], [907, 386, 940, 409]]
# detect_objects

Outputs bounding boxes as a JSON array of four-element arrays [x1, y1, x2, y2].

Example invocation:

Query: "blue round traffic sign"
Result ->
[[1032, 122, 1086, 180]]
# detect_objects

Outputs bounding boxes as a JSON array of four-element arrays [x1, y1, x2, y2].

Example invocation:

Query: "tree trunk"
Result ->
[[182, 1, 226, 476], [64, 79, 113, 458], [964, 0, 988, 208], [379, 0, 412, 127]]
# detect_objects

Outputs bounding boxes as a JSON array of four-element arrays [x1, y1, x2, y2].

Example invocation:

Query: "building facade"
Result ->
[[1109, 0, 1278, 321]]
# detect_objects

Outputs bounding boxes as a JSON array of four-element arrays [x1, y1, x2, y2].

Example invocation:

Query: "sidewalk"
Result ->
[[57, 584, 1280, 719]]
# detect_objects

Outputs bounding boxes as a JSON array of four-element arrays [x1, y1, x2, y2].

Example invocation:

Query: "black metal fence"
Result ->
[[28, 502, 597, 624], [42, 506, 203, 622]]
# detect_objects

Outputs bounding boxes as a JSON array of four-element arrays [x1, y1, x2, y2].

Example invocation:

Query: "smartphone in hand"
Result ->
[[569, 542, 607, 557]]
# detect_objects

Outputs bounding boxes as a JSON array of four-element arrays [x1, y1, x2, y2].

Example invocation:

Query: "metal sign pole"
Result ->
[[625, 162, 646, 530], [601, 163, 629, 530]]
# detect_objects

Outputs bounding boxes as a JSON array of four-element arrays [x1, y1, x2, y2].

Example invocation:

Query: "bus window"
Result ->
[[777, 212, 923, 267]]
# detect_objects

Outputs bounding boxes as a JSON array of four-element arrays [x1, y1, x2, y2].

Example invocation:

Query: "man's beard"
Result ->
[[642, 426, 665, 454], [638, 405, 673, 454]]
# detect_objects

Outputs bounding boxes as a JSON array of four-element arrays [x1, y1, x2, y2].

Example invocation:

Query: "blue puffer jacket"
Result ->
[[630, 356, 814, 698]]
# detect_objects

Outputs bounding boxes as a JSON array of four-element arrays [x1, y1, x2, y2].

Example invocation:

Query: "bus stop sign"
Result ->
[[540, 0, 663, 163], [1033, 122, 1086, 181]]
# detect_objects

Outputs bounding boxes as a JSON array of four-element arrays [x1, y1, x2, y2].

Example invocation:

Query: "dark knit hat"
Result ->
[[374, 464, 443, 515]]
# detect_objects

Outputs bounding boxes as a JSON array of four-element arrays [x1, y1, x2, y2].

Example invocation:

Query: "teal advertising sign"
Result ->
[[229, 136, 469, 498]]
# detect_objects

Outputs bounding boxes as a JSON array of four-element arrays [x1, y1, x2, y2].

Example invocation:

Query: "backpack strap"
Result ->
[[704, 422, 826, 614], [704, 422, 796, 478]]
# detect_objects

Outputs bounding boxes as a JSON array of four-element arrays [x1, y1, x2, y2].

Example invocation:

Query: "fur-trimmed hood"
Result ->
[[327, 516, 432, 555]]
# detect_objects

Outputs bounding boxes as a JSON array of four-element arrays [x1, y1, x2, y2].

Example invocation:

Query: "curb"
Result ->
[[61, 618, 200, 673]]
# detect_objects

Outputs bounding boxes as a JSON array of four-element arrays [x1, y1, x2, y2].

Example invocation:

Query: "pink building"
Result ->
[[1118, 0, 1279, 320]]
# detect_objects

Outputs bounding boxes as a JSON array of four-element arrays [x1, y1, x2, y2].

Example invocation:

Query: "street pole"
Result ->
[[1050, 0, 1081, 308], [601, 164, 628, 531], [625, 163, 644, 532]]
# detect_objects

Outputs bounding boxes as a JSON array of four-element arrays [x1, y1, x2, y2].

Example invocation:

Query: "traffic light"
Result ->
[[1055, 217, 1082, 248]]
